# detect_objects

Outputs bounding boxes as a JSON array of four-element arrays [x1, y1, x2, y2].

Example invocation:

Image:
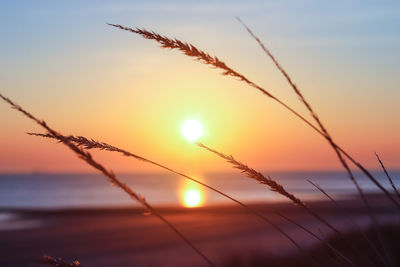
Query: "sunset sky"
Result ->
[[1, 0, 399, 173]]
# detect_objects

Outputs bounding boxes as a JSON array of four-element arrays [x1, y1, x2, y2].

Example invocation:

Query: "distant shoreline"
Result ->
[[1, 171, 398, 210], [0, 191, 396, 214]]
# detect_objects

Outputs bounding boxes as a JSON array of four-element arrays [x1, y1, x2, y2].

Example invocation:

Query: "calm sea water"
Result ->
[[0, 171, 398, 209]]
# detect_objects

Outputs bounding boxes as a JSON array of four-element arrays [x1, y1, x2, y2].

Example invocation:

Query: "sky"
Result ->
[[0, 0, 399, 173]]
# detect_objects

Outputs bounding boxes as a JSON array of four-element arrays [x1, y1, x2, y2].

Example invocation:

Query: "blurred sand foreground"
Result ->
[[0, 194, 398, 267]]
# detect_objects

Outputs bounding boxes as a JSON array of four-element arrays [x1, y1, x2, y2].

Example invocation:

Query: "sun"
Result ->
[[183, 189, 202, 207], [181, 119, 203, 142]]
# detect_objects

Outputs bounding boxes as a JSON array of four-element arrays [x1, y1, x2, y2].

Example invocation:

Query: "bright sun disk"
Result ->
[[184, 189, 202, 207], [182, 119, 203, 142]]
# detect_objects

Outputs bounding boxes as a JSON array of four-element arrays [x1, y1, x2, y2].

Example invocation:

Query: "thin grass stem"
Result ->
[[235, 18, 393, 266], [276, 212, 354, 267], [307, 180, 338, 205], [308, 179, 389, 266], [375, 152, 400, 199]]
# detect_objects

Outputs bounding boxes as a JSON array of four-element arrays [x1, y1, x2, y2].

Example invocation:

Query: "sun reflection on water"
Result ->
[[179, 176, 206, 208]]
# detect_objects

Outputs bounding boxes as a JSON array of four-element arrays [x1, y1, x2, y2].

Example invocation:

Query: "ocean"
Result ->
[[0, 171, 398, 209]]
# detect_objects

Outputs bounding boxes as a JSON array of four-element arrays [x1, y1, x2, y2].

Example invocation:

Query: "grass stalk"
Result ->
[[308, 179, 389, 266], [236, 17, 364, 210], [27, 132, 309, 257], [276, 212, 354, 266], [235, 18, 393, 266], [30, 132, 361, 265], [107, 23, 400, 209], [375, 152, 400, 199], [198, 142, 387, 265], [307, 180, 338, 205], [197, 142, 340, 235], [0, 93, 215, 267]]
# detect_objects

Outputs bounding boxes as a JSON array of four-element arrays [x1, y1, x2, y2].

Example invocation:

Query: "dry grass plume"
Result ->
[[196, 142, 340, 235]]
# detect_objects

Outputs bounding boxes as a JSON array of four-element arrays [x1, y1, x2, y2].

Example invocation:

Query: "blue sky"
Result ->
[[1, 0, 399, 172]]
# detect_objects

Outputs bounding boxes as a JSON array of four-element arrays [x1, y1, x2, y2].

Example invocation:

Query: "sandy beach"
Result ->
[[0, 194, 398, 267]]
